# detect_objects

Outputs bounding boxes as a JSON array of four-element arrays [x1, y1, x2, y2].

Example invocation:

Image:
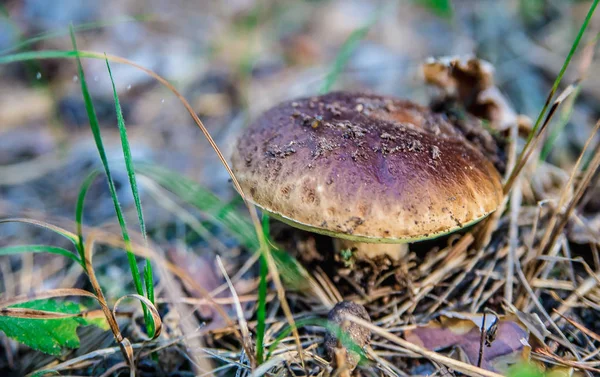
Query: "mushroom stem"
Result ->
[[334, 239, 408, 260]]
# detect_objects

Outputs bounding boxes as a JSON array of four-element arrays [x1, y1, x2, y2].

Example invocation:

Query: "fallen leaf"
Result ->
[[0, 299, 104, 356], [545, 366, 582, 377], [503, 304, 549, 346], [168, 248, 255, 330], [404, 312, 532, 373], [423, 56, 528, 133], [168, 248, 229, 329]]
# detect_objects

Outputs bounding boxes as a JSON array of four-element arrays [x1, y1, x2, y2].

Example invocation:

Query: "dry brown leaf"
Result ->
[[545, 366, 584, 377], [503, 305, 549, 345], [167, 248, 254, 330], [404, 312, 532, 373], [422, 56, 528, 133]]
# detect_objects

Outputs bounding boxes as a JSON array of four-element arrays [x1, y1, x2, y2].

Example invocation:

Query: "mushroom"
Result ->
[[231, 92, 502, 260], [324, 301, 371, 372]]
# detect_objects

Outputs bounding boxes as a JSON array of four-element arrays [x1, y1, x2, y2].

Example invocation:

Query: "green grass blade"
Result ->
[[75, 170, 100, 263], [136, 164, 259, 249], [520, 0, 598, 152], [414, 0, 454, 19], [29, 370, 60, 377], [540, 85, 581, 161], [0, 44, 310, 290], [105, 56, 148, 246], [265, 317, 366, 362], [543, 0, 597, 119], [256, 215, 270, 364], [0, 4, 45, 85], [256, 255, 268, 363], [0, 245, 82, 266], [137, 164, 313, 291], [144, 265, 154, 324], [69, 27, 149, 326], [0, 50, 81, 64], [260, 215, 313, 292], [104, 56, 155, 335]]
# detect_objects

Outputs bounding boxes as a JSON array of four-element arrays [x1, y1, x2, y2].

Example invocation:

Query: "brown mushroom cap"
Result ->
[[231, 92, 502, 243]]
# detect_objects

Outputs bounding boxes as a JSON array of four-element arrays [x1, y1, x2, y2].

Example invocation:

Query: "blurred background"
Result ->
[[0, 0, 597, 210]]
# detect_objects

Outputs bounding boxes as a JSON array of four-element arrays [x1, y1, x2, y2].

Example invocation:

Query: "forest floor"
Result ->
[[0, 1, 599, 376]]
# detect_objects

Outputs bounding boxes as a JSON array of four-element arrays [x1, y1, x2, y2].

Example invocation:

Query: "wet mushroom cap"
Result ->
[[231, 92, 503, 243]]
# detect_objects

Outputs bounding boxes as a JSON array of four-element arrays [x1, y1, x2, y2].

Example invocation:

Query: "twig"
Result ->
[[551, 275, 598, 321], [536, 119, 600, 261], [540, 138, 600, 260], [216, 255, 255, 368], [506, 175, 522, 303], [503, 83, 577, 195], [477, 311, 487, 368], [514, 257, 589, 376]]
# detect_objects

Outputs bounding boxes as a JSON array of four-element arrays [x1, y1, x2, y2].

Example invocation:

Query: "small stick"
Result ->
[[477, 311, 487, 368]]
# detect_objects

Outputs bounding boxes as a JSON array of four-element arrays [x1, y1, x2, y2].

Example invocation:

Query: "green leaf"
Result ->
[[0, 299, 101, 356], [507, 362, 544, 377]]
